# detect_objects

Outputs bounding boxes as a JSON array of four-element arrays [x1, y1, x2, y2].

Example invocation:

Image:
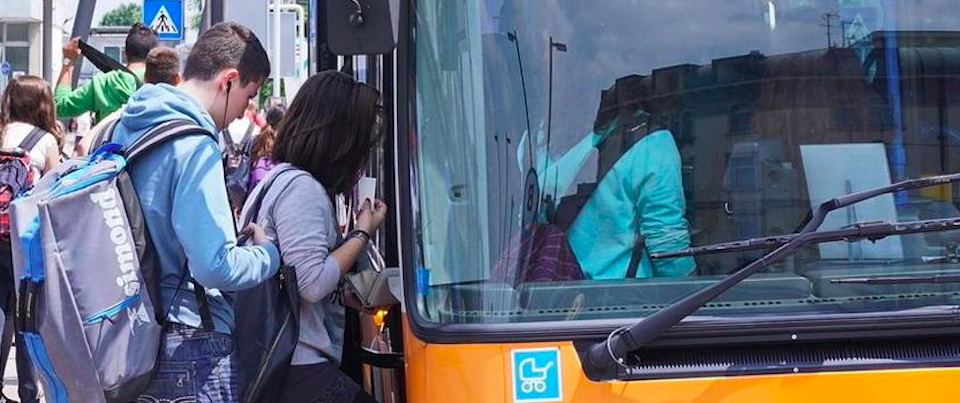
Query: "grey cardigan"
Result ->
[[240, 163, 346, 365]]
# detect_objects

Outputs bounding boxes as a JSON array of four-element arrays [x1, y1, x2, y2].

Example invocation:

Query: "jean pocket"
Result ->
[[137, 362, 197, 403]]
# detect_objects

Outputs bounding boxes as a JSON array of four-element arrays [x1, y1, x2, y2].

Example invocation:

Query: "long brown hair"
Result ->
[[0, 76, 62, 145], [272, 71, 382, 194]]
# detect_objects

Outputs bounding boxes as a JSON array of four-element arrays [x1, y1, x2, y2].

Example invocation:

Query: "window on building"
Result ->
[[1, 23, 32, 75], [104, 46, 123, 64]]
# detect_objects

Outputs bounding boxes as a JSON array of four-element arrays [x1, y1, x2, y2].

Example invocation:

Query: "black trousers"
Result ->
[[0, 242, 38, 403], [277, 362, 378, 403]]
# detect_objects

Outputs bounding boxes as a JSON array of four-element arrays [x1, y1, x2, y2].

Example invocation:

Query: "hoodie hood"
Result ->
[[114, 83, 218, 146]]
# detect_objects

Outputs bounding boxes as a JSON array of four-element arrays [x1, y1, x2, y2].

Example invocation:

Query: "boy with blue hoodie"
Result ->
[[109, 22, 279, 402]]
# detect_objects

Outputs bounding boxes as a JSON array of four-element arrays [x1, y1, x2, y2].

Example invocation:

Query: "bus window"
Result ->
[[410, 0, 960, 326]]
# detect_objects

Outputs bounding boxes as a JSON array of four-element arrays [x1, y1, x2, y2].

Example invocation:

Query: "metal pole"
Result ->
[[42, 0, 53, 82], [210, 0, 225, 25], [509, 31, 533, 166], [271, 0, 282, 98], [546, 36, 554, 167], [70, 0, 97, 88], [199, 0, 211, 34]]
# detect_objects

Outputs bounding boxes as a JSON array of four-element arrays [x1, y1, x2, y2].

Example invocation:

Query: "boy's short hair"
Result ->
[[125, 22, 159, 63], [183, 22, 270, 85], [144, 46, 180, 85]]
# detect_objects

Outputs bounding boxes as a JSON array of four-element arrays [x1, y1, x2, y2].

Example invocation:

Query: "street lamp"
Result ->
[[507, 30, 533, 166], [546, 36, 567, 163], [542, 36, 566, 218]]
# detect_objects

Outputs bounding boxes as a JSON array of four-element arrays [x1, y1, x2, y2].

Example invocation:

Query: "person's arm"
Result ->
[[54, 37, 97, 120], [272, 176, 387, 303], [171, 138, 280, 291], [633, 131, 696, 277], [42, 141, 61, 175]]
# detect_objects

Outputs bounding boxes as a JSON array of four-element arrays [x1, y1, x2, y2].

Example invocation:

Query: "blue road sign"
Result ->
[[143, 0, 184, 41], [511, 348, 562, 402], [0, 62, 10, 76]]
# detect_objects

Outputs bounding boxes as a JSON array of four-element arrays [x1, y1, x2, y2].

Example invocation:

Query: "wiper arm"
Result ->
[[832, 274, 960, 284], [582, 172, 960, 381]]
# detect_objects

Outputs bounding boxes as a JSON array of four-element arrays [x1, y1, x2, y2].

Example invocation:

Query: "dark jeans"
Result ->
[[0, 242, 38, 403], [136, 324, 239, 403], [277, 363, 377, 403]]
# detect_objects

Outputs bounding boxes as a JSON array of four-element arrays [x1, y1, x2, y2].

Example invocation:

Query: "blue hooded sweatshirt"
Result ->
[[112, 83, 280, 333]]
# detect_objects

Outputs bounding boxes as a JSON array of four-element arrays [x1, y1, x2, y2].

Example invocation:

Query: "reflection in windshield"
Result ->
[[412, 0, 960, 324]]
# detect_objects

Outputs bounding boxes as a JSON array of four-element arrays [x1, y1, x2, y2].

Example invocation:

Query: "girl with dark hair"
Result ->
[[240, 71, 385, 403], [247, 104, 286, 191], [0, 76, 63, 174]]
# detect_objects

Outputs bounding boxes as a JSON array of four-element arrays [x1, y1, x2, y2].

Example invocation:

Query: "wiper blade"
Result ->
[[582, 172, 960, 381], [653, 218, 960, 259], [832, 274, 960, 284]]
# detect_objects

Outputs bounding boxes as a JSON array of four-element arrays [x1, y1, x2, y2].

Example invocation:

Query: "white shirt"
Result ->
[[2, 122, 59, 172]]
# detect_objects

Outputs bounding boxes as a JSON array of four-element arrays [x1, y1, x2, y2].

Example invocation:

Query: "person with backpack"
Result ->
[[54, 22, 158, 125], [222, 100, 263, 212], [238, 71, 385, 403], [246, 104, 285, 192], [0, 75, 63, 403], [93, 22, 278, 402]]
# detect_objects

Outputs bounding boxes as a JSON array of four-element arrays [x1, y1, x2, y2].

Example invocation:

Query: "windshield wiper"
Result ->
[[831, 274, 960, 284], [582, 173, 960, 381]]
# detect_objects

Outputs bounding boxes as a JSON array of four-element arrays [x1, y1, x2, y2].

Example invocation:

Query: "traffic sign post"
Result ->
[[1, 62, 11, 77], [143, 0, 184, 41]]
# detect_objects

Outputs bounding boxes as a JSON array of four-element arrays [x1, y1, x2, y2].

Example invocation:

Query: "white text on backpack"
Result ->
[[90, 189, 141, 297]]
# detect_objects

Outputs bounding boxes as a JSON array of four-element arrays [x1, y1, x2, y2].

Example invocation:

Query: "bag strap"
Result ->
[[123, 120, 214, 161], [164, 269, 215, 332], [221, 129, 237, 155], [91, 117, 122, 151], [240, 121, 256, 154], [19, 127, 47, 152], [241, 165, 303, 228], [625, 234, 646, 278]]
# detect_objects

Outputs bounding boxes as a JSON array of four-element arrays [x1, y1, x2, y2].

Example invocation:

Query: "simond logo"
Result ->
[[90, 190, 141, 297]]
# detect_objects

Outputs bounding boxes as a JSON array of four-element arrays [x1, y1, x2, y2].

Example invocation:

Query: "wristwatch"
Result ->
[[346, 229, 371, 244], [62, 57, 75, 67]]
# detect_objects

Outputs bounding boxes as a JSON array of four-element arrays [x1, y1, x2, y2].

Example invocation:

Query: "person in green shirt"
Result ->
[[54, 22, 158, 124]]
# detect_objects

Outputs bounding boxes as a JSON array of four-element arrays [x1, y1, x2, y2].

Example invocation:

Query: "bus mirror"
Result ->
[[325, 0, 399, 55]]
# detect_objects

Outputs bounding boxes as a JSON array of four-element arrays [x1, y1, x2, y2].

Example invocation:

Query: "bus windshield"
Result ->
[[409, 0, 960, 326]]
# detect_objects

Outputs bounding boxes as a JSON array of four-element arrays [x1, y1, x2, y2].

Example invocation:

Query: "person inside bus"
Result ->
[[240, 71, 384, 403], [517, 102, 696, 279]]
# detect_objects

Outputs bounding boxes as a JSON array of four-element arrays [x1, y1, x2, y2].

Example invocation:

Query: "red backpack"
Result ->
[[0, 127, 47, 241]]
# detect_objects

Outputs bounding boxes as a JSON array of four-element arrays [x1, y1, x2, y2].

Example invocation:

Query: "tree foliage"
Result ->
[[100, 3, 142, 27]]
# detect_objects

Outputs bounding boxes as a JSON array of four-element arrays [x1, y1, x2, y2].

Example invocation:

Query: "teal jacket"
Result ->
[[562, 130, 696, 279]]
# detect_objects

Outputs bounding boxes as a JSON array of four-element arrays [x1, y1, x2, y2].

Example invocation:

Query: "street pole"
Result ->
[[272, 0, 282, 99], [70, 0, 97, 88], [210, 0, 225, 25], [507, 31, 532, 166], [42, 0, 53, 82]]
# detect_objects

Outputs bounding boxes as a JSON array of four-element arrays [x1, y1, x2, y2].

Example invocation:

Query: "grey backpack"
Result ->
[[10, 120, 214, 403]]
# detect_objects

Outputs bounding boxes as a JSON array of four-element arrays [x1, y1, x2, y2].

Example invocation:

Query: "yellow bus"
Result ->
[[330, 1, 960, 402]]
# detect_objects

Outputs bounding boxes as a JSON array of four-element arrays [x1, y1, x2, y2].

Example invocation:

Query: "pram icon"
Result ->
[[518, 358, 555, 394]]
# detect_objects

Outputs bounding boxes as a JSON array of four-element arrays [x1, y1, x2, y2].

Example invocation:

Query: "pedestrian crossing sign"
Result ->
[[143, 0, 184, 41]]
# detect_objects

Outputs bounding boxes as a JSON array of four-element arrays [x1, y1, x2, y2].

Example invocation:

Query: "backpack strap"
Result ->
[[19, 127, 47, 152], [221, 129, 237, 155], [91, 117, 122, 151], [241, 165, 303, 228], [240, 121, 256, 155], [123, 120, 214, 161], [123, 120, 216, 331]]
